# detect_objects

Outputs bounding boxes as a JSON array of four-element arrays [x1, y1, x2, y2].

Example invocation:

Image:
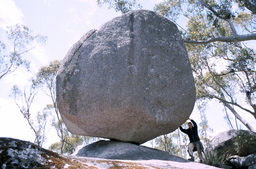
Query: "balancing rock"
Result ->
[[56, 10, 196, 144]]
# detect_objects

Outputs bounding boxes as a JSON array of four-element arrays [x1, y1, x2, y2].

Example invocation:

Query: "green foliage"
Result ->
[[187, 15, 212, 40], [154, 134, 178, 154], [154, 0, 186, 20], [234, 0, 256, 14], [232, 131, 256, 156], [49, 142, 61, 152], [49, 135, 83, 155], [11, 83, 49, 147], [35, 60, 60, 86], [154, 129, 189, 158], [202, 149, 227, 167], [154, 0, 255, 43], [0, 24, 46, 80], [97, 0, 141, 13], [186, 15, 255, 129], [33, 60, 68, 154]]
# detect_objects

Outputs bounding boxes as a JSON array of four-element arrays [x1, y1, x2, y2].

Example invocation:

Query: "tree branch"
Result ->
[[0, 56, 15, 80], [205, 60, 233, 101], [184, 33, 256, 44], [198, 0, 233, 20], [211, 94, 254, 115], [224, 103, 255, 132], [227, 19, 238, 36], [224, 106, 234, 129]]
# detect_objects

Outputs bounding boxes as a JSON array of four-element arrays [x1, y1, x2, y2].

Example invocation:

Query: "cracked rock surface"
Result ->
[[56, 10, 196, 144]]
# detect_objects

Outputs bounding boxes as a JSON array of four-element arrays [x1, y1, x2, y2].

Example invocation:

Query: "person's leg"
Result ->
[[188, 143, 194, 161], [196, 141, 203, 162]]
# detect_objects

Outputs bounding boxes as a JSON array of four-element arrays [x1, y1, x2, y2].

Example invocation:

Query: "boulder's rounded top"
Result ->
[[124, 9, 171, 19]]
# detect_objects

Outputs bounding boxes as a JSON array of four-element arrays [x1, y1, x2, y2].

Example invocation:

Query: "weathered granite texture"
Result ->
[[56, 10, 196, 144], [0, 137, 63, 168]]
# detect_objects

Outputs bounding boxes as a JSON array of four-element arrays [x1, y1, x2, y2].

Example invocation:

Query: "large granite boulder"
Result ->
[[210, 130, 256, 157], [76, 140, 187, 161], [56, 10, 196, 144]]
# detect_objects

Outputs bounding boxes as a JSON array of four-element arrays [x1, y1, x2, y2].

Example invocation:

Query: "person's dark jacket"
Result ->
[[179, 119, 200, 143]]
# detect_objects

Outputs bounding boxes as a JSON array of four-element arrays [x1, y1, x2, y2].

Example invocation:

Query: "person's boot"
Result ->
[[188, 157, 194, 161]]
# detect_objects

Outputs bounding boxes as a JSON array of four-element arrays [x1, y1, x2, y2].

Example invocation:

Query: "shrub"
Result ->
[[202, 149, 228, 168]]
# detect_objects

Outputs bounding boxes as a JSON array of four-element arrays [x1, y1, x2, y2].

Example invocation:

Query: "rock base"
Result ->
[[77, 140, 187, 161], [0, 137, 220, 169]]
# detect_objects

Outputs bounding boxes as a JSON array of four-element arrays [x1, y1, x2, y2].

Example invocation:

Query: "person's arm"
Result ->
[[179, 126, 188, 134], [190, 119, 197, 129]]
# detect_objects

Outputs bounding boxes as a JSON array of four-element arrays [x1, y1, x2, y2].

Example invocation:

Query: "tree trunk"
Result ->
[[224, 103, 255, 132], [163, 135, 168, 152]]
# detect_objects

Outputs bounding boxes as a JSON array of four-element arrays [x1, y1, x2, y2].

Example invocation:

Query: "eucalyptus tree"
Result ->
[[97, 0, 256, 43], [12, 84, 48, 147], [0, 24, 45, 80], [157, 0, 256, 130], [49, 135, 83, 155], [35, 60, 87, 154], [154, 134, 178, 154], [153, 129, 189, 158], [156, 0, 256, 43], [97, 0, 141, 13], [34, 60, 68, 153], [97, 0, 256, 131], [185, 13, 256, 131]]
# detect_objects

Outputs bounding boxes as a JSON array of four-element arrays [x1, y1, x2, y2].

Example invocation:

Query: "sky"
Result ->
[[0, 0, 255, 149]]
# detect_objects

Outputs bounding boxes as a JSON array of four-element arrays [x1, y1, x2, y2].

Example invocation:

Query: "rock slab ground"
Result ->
[[56, 10, 196, 144], [76, 140, 187, 161], [0, 137, 220, 169]]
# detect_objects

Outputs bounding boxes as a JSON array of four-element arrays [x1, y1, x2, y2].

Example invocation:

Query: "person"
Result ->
[[179, 118, 204, 162]]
